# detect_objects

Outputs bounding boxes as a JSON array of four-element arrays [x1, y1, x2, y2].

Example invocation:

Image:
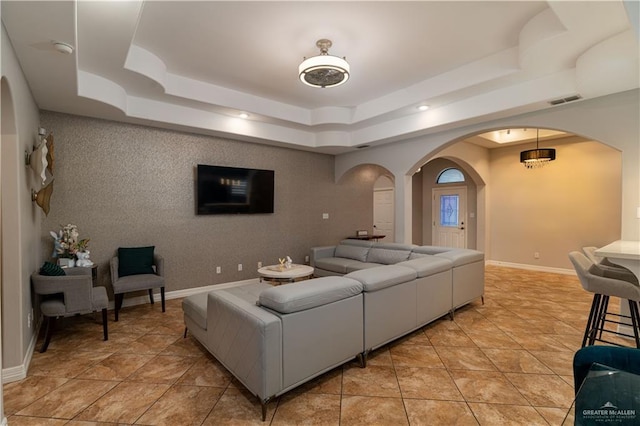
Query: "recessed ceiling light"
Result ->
[[239, 113, 249, 119], [417, 105, 429, 111], [52, 41, 73, 55]]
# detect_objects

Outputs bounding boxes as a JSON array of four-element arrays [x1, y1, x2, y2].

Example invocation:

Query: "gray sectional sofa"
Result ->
[[312, 239, 485, 311], [182, 240, 484, 420]]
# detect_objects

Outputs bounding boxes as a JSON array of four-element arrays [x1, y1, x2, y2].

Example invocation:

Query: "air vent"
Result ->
[[548, 95, 582, 106], [356, 145, 370, 149]]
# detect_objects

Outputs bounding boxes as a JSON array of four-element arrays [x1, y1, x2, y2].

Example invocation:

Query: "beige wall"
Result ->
[[39, 112, 375, 292], [1, 22, 42, 374], [489, 137, 622, 269]]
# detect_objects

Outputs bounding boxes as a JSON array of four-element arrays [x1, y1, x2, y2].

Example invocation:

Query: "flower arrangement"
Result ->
[[50, 224, 90, 259]]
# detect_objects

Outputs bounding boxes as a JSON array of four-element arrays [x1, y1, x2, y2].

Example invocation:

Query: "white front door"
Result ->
[[432, 186, 467, 248], [373, 189, 394, 242]]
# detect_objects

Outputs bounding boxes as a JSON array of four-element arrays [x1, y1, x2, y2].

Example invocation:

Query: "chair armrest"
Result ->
[[110, 257, 119, 284], [32, 272, 94, 314], [154, 254, 164, 276]]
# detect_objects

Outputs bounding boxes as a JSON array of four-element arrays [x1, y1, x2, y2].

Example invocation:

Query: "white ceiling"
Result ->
[[2, 1, 638, 154]]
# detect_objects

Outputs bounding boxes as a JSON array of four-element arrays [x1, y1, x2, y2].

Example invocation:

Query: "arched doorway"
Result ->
[[411, 127, 621, 269], [373, 175, 394, 242], [412, 158, 480, 249]]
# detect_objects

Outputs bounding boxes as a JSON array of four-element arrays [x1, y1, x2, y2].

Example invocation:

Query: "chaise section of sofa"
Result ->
[[183, 277, 364, 421]]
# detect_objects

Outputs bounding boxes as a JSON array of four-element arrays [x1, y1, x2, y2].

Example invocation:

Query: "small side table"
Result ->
[[258, 264, 314, 285], [90, 264, 98, 286]]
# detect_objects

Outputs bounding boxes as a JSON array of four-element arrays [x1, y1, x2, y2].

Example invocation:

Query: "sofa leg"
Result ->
[[449, 309, 455, 321], [183, 327, 188, 338], [357, 352, 367, 368], [260, 397, 272, 421], [481, 295, 485, 305]]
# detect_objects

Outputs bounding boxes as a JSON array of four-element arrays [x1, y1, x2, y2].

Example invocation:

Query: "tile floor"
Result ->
[[3, 265, 630, 425]]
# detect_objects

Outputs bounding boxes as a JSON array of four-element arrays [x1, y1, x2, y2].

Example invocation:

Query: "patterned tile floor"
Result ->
[[3, 265, 631, 425]]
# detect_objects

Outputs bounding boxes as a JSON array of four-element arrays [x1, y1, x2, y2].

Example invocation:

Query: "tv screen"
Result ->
[[196, 164, 274, 215]]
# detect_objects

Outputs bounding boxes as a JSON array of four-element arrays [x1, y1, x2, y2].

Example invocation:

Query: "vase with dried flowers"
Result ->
[[50, 224, 90, 267]]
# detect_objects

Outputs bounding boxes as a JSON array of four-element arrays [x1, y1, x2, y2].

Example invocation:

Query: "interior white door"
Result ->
[[373, 189, 394, 242], [432, 186, 467, 248]]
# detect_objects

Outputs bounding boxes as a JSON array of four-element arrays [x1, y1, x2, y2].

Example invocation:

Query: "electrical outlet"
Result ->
[[27, 312, 31, 328], [258, 261, 262, 268], [216, 266, 221, 274], [534, 252, 540, 259], [322, 213, 329, 219], [305, 255, 309, 263], [238, 263, 243, 271]]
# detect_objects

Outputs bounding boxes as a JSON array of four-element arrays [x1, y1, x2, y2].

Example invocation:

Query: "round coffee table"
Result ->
[[258, 264, 314, 285]]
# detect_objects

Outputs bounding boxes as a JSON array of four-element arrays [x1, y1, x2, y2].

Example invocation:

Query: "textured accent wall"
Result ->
[[39, 112, 376, 293]]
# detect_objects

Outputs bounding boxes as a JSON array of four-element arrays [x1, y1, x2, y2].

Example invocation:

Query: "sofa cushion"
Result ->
[[314, 257, 365, 274], [408, 252, 428, 259], [258, 276, 363, 314], [412, 246, 453, 255], [345, 262, 381, 273], [398, 256, 452, 277], [435, 249, 484, 267], [367, 247, 412, 264], [182, 293, 208, 331], [346, 265, 417, 292], [334, 244, 370, 262]]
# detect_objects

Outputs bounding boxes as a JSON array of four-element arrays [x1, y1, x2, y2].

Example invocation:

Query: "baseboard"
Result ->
[[485, 260, 575, 276], [1, 320, 39, 384], [120, 278, 260, 307]]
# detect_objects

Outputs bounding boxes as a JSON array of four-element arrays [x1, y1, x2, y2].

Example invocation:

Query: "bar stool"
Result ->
[[568, 251, 640, 348], [582, 246, 639, 285]]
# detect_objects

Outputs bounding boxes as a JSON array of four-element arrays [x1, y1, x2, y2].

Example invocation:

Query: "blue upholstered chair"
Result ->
[[573, 345, 640, 394]]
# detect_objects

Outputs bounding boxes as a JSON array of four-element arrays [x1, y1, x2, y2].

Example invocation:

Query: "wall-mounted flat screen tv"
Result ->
[[196, 164, 275, 215]]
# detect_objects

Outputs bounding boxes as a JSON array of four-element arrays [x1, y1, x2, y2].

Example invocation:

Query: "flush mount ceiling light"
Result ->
[[520, 129, 556, 169], [299, 39, 350, 88]]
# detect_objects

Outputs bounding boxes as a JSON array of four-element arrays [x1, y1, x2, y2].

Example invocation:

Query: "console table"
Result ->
[[347, 235, 386, 242]]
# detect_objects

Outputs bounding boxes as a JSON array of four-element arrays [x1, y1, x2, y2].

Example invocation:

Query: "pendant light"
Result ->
[[520, 129, 556, 169]]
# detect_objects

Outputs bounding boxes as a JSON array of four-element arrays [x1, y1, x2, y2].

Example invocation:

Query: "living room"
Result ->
[[2, 1, 640, 423]]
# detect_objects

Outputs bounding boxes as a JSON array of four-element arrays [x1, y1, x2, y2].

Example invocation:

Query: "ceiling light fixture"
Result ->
[[520, 129, 556, 169], [299, 39, 349, 88], [417, 105, 429, 111], [239, 112, 249, 119]]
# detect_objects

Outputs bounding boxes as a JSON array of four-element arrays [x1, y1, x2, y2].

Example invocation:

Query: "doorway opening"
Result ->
[[373, 175, 394, 242]]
